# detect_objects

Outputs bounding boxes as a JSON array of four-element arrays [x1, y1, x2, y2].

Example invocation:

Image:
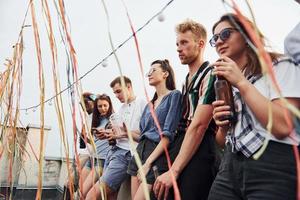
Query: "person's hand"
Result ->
[[111, 123, 128, 139], [212, 100, 231, 131], [94, 128, 108, 140], [137, 162, 151, 182], [120, 122, 128, 138], [212, 56, 248, 88], [153, 170, 174, 200], [105, 129, 117, 140]]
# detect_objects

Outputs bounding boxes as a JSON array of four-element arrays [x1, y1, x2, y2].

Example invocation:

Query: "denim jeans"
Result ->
[[100, 146, 131, 192], [208, 141, 298, 200]]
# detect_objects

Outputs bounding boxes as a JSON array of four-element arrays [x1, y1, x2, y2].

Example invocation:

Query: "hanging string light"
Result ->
[[157, 12, 165, 22], [48, 99, 52, 106], [101, 59, 108, 67], [18, 0, 175, 113]]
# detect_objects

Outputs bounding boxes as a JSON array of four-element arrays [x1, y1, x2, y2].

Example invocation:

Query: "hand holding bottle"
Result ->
[[213, 57, 237, 127], [212, 100, 232, 131], [212, 56, 247, 88]]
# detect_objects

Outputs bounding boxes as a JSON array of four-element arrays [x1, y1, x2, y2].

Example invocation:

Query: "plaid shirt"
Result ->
[[226, 75, 264, 157], [226, 57, 300, 157]]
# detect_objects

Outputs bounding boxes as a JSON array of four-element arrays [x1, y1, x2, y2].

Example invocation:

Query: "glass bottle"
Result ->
[[214, 75, 236, 126]]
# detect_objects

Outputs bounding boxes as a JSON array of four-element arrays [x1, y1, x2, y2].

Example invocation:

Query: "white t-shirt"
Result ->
[[78, 113, 93, 155], [116, 97, 147, 153], [234, 59, 300, 146]]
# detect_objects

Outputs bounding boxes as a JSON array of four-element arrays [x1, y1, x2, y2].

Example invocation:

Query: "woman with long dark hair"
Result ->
[[208, 13, 300, 199], [127, 59, 182, 200], [81, 94, 114, 198]]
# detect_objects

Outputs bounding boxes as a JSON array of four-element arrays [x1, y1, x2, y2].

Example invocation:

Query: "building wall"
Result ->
[[43, 159, 61, 187], [0, 124, 131, 198], [0, 126, 27, 186], [16, 125, 52, 188], [57, 158, 73, 190]]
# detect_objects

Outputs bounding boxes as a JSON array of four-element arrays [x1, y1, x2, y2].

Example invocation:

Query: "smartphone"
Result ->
[[91, 128, 98, 135]]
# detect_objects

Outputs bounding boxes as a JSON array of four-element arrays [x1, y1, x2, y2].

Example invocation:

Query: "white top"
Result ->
[[116, 97, 147, 153], [234, 59, 300, 146], [78, 113, 93, 155]]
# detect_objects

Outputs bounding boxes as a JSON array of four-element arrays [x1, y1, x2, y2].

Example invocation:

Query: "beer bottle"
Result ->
[[214, 75, 236, 126]]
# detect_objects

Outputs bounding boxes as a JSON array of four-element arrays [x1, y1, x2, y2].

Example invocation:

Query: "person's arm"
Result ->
[[215, 127, 227, 148], [127, 130, 140, 142], [122, 116, 142, 142], [170, 104, 213, 178], [153, 105, 213, 200], [145, 137, 170, 166], [213, 56, 300, 139], [105, 126, 141, 142], [138, 137, 170, 181], [238, 82, 300, 138], [170, 77, 213, 178]]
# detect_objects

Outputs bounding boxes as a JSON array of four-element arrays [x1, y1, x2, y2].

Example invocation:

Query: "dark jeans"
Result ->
[[208, 141, 298, 200], [167, 132, 217, 200]]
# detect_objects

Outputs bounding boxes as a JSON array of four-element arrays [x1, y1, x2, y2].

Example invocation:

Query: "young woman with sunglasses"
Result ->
[[81, 94, 114, 198], [127, 59, 182, 200], [208, 13, 300, 200]]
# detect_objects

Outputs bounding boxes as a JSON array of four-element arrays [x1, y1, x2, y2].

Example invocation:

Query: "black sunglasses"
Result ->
[[209, 28, 238, 47]]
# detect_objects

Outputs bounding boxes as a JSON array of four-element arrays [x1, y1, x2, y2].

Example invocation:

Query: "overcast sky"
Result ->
[[1, 0, 299, 158]]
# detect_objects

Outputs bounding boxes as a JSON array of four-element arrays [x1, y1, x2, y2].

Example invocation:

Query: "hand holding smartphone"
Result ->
[[104, 129, 117, 145], [92, 128, 107, 140]]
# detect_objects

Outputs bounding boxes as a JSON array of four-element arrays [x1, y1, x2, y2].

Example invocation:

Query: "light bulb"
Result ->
[[102, 59, 108, 67], [157, 13, 165, 22]]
